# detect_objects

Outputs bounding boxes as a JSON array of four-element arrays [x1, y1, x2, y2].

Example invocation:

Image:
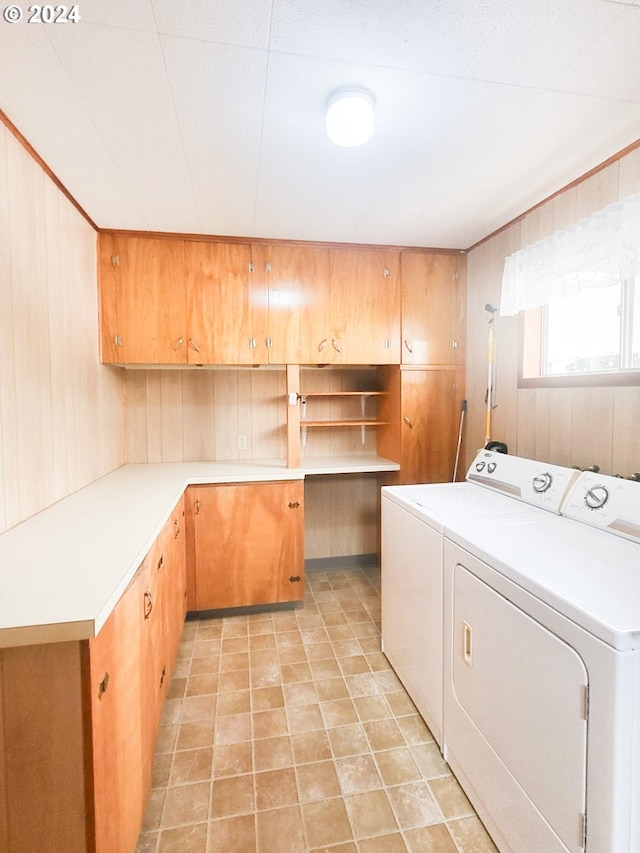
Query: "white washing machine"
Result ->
[[443, 472, 640, 852], [380, 450, 580, 747]]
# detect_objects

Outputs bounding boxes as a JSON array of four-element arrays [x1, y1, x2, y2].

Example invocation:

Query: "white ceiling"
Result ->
[[2, 0, 640, 249]]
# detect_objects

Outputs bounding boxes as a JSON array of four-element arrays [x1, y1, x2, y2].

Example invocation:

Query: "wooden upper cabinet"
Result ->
[[329, 248, 401, 364], [185, 241, 269, 364], [99, 235, 187, 364], [251, 243, 331, 364], [400, 251, 466, 365]]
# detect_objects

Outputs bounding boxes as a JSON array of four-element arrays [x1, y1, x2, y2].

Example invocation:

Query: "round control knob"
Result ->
[[585, 485, 609, 509], [532, 473, 552, 493], [475, 462, 485, 472], [487, 462, 497, 473]]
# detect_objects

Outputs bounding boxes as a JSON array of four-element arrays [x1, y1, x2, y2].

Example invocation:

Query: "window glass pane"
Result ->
[[544, 283, 621, 375]]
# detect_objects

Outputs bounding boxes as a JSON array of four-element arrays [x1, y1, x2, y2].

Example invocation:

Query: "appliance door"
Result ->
[[445, 553, 588, 853], [381, 495, 443, 746]]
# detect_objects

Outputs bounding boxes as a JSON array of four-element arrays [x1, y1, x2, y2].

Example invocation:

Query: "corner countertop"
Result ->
[[0, 456, 398, 649]]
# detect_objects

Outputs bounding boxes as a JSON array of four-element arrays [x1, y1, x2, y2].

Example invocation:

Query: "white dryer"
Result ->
[[380, 451, 580, 747], [443, 473, 640, 852]]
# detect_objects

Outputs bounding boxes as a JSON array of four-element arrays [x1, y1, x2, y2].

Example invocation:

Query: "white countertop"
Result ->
[[0, 456, 398, 648]]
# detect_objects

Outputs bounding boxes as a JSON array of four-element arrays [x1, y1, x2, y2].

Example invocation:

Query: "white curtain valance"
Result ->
[[500, 192, 640, 316]]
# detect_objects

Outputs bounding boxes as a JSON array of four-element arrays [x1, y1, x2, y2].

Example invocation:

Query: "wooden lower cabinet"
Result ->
[[0, 500, 186, 853], [185, 480, 305, 611]]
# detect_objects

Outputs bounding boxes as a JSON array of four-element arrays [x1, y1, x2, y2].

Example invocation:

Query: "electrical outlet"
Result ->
[[237, 434, 248, 451]]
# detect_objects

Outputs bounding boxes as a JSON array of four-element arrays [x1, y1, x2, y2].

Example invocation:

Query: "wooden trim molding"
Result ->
[[0, 109, 98, 231]]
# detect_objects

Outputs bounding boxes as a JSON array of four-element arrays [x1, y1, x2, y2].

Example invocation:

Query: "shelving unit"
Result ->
[[300, 390, 388, 445]]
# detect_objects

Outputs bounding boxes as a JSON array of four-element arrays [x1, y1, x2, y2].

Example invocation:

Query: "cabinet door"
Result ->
[[185, 241, 269, 364], [251, 243, 331, 364], [329, 248, 400, 364], [138, 544, 167, 782], [89, 570, 144, 853], [400, 368, 463, 484], [160, 497, 187, 681], [401, 252, 466, 365], [188, 481, 304, 610], [98, 234, 187, 364]]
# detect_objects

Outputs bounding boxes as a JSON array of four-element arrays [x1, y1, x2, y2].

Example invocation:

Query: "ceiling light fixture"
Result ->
[[326, 88, 375, 147]]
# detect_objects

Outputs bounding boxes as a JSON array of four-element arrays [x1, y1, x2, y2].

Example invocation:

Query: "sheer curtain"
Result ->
[[500, 192, 640, 316]]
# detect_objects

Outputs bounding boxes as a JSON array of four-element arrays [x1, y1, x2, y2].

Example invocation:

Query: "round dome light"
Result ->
[[326, 89, 375, 147]]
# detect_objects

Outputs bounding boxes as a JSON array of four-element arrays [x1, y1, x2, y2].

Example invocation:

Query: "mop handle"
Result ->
[[485, 320, 494, 445], [453, 399, 467, 482]]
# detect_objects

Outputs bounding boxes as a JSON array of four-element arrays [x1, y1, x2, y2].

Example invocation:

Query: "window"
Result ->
[[520, 277, 640, 386]]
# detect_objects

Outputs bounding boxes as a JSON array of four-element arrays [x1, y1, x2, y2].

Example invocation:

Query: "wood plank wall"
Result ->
[[464, 148, 640, 476], [0, 124, 125, 534]]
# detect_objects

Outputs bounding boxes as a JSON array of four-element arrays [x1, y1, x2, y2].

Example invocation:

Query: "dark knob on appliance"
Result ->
[[585, 485, 609, 509], [532, 473, 553, 493], [475, 462, 486, 472], [487, 462, 497, 473]]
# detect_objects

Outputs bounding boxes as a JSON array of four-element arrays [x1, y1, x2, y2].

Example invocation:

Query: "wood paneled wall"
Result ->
[[465, 148, 640, 475], [0, 124, 125, 534]]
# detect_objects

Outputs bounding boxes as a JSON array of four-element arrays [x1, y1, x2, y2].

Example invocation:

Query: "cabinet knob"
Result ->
[[189, 338, 201, 353], [404, 339, 413, 354], [332, 339, 342, 353], [98, 672, 110, 700], [195, 499, 201, 515], [403, 416, 413, 428], [174, 337, 184, 350], [113, 334, 122, 347]]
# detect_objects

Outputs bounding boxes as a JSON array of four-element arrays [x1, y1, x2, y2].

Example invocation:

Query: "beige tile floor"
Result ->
[[136, 564, 498, 853]]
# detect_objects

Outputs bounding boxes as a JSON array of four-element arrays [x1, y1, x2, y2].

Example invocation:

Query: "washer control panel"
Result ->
[[561, 472, 640, 543], [466, 451, 581, 513]]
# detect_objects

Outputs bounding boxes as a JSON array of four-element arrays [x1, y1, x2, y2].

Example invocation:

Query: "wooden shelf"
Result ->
[[302, 419, 388, 427], [300, 391, 388, 398]]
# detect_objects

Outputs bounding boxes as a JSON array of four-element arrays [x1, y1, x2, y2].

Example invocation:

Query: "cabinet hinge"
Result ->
[[583, 684, 590, 721], [248, 261, 254, 272], [111, 254, 120, 267], [289, 575, 301, 583], [383, 267, 390, 278]]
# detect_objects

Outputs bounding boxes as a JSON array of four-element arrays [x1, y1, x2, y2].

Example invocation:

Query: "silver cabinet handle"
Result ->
[[174, 337, 184, 350], [403, 416, 413, 428], [404, 339, 413, 354], [318, 338, 327, 352], [189, 338, 201, 352], [332, 339, 342, 353]]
